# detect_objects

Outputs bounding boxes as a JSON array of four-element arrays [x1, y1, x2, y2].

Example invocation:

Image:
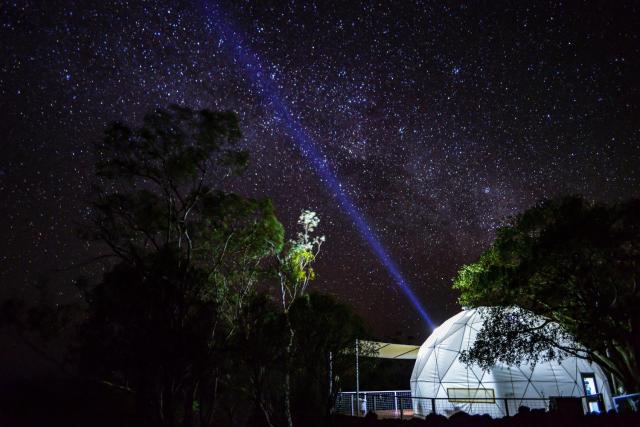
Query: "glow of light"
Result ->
[[204, 1, 436, 330]]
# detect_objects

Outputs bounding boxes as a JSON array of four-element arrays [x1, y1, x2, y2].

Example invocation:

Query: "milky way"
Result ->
[[2, 1, 639, 341]]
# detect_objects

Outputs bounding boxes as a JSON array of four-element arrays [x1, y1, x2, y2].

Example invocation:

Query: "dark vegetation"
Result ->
[[359, 359, 415, 391], [0, 107, 368, 427], [333, 410, 640, 427], [454, 196, 640, 393], [2, 107, 639, 426], [3, 380, 638, 427]]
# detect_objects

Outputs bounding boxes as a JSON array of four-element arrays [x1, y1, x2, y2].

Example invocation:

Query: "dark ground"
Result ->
[[334, 410, 640, 427], [1, 380, 638, 427], [0, 380, 136, 427]]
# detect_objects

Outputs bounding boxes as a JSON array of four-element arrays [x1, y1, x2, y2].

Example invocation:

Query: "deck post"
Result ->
[[355, 339, 360, 416], [504, 399, 510, 416], [328, 351, 333, 397], [431, 398, 436, 415], [350, 394, 354, 416]]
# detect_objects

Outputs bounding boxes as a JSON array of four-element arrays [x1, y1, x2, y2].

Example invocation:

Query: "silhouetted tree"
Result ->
[[1, 105, 371, 427], [223, 291, 367, 427], [79, 105, 284, 426], [289, 293, 366, 427], [276, 210, 324, 427], [453, 196, 640, 392]]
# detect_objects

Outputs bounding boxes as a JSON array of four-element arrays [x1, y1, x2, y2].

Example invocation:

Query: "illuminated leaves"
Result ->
[[453, 196, 640, 390]]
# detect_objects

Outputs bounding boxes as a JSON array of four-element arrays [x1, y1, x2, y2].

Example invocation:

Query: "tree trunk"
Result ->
[[160, 377, 176, 427], [183, 380, 194, 427], [283, 313, 294, 427], [251, 366, 275, 427], [201, 374, 219, 427], [135, 380, 151, 425], [326, 352, 336, 424], [258, 400, 275, 427], [592, 345, 640, 394]]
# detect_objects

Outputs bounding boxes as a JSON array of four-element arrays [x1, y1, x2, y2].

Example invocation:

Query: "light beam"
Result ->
[[204, 1, 436, 330]]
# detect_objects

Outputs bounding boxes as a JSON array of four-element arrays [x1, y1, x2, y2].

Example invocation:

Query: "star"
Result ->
[[1, 0, 639, 341]]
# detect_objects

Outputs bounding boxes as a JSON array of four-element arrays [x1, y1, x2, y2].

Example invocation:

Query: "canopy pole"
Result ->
[[328, 351, 333, 397], [355, 339, 360, 416]]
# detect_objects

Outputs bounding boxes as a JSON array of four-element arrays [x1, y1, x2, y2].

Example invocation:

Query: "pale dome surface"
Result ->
[[410, 308, 612, 417]]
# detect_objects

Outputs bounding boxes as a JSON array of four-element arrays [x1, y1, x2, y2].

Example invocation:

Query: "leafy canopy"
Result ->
[[453, 196, 640, 392], [80, 105, 285, 426]]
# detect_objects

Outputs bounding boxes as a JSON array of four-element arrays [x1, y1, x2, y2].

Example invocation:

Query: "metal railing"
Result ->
[[613, 392, 640, 412], [335, 390, 411, 418], [335, 391, 604, 419], [409, 395, 550, 418]]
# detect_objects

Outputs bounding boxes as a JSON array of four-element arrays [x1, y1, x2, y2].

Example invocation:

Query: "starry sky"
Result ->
[[2, 0, 639, 342]]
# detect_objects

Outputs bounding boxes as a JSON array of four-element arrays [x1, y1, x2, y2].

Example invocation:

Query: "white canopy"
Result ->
[[410, 308, 613, 417], [360, 340, 420, 360]]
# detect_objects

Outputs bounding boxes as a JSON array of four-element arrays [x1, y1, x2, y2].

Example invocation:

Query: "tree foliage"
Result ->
[[80, 106, 285, 426], [453, 196, 640, 392], [289, 293, 366, 426], [226, 292, 366, 427], [275, 209, 325, 427], [74, 106, 366, 427], [3, 105, 369, 427], [278, 210, 325, 311]]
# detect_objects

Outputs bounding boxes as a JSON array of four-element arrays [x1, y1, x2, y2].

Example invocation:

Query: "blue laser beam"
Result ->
[[204, 2, 436, 330]]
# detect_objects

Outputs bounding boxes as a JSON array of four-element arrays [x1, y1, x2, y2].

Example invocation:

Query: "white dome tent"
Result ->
[[410, 308, 613, 417]]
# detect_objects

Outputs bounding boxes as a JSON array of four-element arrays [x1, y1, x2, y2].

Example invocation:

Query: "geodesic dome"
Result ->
[[410, 308, 612, 417]]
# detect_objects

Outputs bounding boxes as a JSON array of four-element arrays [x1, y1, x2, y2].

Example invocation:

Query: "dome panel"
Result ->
[[409, 308, 613, 417]]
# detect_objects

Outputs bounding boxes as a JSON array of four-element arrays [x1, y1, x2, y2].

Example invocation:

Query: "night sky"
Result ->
[[2, 1, 639, 342]]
